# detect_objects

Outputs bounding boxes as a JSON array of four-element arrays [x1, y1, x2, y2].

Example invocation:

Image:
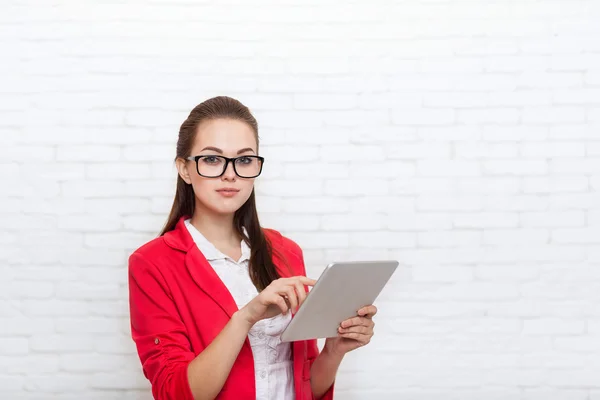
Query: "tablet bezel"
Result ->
[[280, 260, 398, 342]]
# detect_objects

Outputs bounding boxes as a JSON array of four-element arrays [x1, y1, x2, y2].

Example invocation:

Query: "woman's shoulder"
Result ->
[[263, 228, 302, 255], [128, 235, 178, 272]]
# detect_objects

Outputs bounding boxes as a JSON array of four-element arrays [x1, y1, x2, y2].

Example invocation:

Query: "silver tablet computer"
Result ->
[[280, 260, 399, 342]]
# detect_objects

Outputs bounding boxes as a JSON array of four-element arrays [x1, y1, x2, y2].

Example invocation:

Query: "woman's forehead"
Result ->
[[193, 119, 257, 153]]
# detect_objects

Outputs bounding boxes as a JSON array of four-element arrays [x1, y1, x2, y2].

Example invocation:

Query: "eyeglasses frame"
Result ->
[[185, 154, 265, 178]]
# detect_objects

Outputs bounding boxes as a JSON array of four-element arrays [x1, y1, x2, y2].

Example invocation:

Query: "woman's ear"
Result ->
[[175, 157, 193, 185]]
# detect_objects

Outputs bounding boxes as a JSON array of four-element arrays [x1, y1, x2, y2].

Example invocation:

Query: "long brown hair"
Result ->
[[160, 96, 282, 291]]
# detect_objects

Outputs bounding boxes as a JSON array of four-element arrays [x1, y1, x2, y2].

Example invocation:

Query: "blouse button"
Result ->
[[260, 371, 266, 379]]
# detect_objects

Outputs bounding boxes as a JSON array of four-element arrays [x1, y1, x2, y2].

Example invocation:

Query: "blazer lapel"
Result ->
[[163, 216, 239, 319], [185, 245, 239, 319]]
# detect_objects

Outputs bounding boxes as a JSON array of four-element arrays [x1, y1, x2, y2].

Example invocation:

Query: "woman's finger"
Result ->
[[287, 286, 299, 312], [358, 305, 378, 318], [280, 286, 298, 313], [295, 276, 317, 287], [338, 332, 371, 344], [338, 325, 371, 335], [273, 294, 289, 315], [293, 281, 307, 310], [340, 316, 370, 329]]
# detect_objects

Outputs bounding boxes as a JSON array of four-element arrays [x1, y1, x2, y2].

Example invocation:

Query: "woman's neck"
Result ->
[[189, 210, 238, 248]]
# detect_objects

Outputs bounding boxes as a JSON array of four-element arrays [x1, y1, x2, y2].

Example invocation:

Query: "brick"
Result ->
[[483, 160, 548, 175], [418, 195, 483, 211], [418, 231, 482, 247], [260, 214, 319, 232], [351, 196, 415, 213], [411, 266, 474, 282], [455, 143, 518, 158], [386, 213, 453, 230], [418, 126, 481, 141], [23, 300, 88, 317], [57, 145, 121, 162], [422, 92, 486, 107], [524, 177, 589, 193], [418, 160, 481, 176], [386, 143, 451, 159], [553, 228, 600, 244], [441, 283, 520, 300], [483, 126, 548, 141], [284, 128, 351, 144], [262, 145, 319, 162], [452, 212, 519, 228], [287, 233, 349, 249], [349, 232, 416, 248], [62, 181, 125, 198], [521, 142, 586, 158], [456, 108, 519, 124], [392, 108, 455, 125], [554, 337, 600, 352], [456, 177, 520, 194], [256, 180, 323, 197], [523, 319, 585, 335], [488, 90, 551, 106], [58, 216, 122, 232], [0, 337, 28, 355], [521, 211, 585, 227], [87, 163, 152, 180], [281, 198, 350, 214], [523, 107, 585, 123], [476, 265, 539, 281], [517, 72, 582, 88], [324, 179, 389, 196], [122, 144, 173, 161], [321, 214, 387, 231], [550, 159, 600, 174], [293, 94, 358, 109], [30, 334, 94, 353], [350, 126, 417, 143], [550, 125, 599, 139], [484, 229, 549, 245], [319, 145, 384, 161]]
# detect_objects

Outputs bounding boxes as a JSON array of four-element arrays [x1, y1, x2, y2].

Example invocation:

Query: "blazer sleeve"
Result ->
[[297, 247, 335, 400], [128, 252, 196, 400]]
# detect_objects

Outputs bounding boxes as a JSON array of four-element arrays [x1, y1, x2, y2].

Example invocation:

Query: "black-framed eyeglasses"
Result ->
[[186, 155, 265, 178]]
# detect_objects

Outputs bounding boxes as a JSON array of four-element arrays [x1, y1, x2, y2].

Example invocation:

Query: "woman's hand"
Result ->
[[238, 276, 317, 327], [324, 305, 377, 356]]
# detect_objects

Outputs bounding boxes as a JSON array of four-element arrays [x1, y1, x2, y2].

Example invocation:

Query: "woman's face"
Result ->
[[177, 118, 259, 216]]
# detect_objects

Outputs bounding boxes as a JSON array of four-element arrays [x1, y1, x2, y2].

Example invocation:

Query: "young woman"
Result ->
[[128, 96, 378, 400]]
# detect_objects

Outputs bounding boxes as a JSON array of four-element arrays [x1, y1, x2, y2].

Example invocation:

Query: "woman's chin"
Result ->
[[210, 200, 245, 216]]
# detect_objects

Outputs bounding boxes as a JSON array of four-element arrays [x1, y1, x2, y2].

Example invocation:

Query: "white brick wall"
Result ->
[[1, 0, 600, 399]]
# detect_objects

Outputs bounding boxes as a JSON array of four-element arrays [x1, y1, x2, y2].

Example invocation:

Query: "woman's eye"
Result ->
[[202, 156, 221, 164], [237, 156, 252, 164]]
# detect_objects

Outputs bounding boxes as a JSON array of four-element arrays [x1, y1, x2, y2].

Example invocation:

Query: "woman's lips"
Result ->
[[216, 189, 240, 197]]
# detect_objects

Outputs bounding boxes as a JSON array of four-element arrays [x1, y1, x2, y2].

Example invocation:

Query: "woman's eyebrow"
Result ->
[[199, 146, 256, 154]]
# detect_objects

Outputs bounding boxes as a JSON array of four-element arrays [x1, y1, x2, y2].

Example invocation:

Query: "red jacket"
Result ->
[[128, 216, 335, 400]]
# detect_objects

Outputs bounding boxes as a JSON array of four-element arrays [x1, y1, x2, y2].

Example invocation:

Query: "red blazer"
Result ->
[[128, 216, 335, 400]]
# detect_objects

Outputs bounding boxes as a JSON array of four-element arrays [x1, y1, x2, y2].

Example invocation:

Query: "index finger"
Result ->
[[295, 276, 317, 286]]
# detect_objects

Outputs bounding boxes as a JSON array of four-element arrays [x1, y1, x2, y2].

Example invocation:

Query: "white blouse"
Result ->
[[184, 219, 295, 400]]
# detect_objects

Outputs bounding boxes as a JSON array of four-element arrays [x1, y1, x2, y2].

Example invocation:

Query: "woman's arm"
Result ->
[[129, 253, 252, 400], [130, 252, 316, 400], [186, 311, 253, 400], [309, 346, 344, 399]]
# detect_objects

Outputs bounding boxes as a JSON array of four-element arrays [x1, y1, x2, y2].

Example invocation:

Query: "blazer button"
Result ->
[[154, 338, 160, 345]]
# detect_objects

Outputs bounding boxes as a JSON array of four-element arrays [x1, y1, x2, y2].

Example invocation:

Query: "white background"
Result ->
[[1, 1, 600, 399]]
